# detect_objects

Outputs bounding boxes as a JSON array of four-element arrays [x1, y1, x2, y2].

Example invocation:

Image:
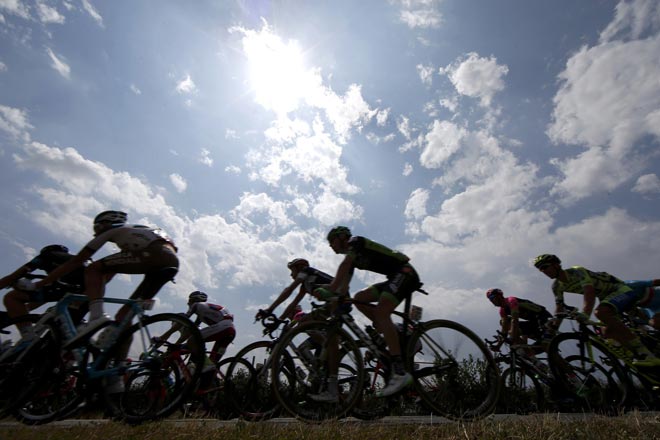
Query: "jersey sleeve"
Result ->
[[506, 297, 520, 318], [552, 280, 564, 305]]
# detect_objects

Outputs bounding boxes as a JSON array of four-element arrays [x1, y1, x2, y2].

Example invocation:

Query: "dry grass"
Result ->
[[1, 413, 659, 440]]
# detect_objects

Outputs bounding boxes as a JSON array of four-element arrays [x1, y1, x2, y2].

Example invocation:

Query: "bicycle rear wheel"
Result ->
[[547, 332, 628, 413], [498, 366, 543, 414], [99, 313, 205, 424], [225, 340, 280, 421], [270, 320, 365, 422], [408, 319, 500, 420]]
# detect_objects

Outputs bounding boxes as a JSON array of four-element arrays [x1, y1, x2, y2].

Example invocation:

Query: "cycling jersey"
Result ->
[[186, 302, 233, 326], [627, 280, 660, 319], [296, 267, 333, 293], [85, 224, 176, 253], [552, 266, 629, 305], [347, 236, 410, 277], [499, 297, 550, 322], [26, 251, 85, 289]]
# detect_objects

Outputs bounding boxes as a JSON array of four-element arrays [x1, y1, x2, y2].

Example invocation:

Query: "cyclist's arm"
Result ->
[[265, 279, 302, 316], [327, 255, 353, 294], [582, 284, 596, 317], [36, 247, 95, 287], [0, 264, 31, 290], [280, 286, 306, 320]]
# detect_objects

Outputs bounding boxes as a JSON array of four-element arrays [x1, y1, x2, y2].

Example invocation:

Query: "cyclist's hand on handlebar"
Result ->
[[570, 310, 589, 323]]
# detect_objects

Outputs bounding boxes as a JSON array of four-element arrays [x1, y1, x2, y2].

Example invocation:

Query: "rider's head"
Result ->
[[39, 244, 70, 256], [287, 258, 309, 277], [486, 288, 504, 306], [93, 210, 127, 236], [533, 254, 561, 278], [326, 226, 351, 254], [188, 290, 208, 305]]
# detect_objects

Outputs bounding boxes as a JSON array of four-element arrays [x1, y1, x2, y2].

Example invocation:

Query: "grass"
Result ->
[[1, 413, 660, 440]]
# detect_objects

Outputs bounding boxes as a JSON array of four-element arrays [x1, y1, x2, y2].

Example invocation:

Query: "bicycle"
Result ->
[[7, 278, 205, 424], [546, 310, 635, 414], [269, 286, 501, 422], [485, 332, 577, 414], [224, 312, 299, 421]]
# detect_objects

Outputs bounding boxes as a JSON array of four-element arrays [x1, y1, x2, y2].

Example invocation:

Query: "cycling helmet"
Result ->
[[486, 288, 503, 300], [326, 226, 351, 242], [93, 210, 127, 226], [188, 291, 208, 303], [40, 244, 69, 255], [533, 254, 561, 268], [287, 258, 309, 270]]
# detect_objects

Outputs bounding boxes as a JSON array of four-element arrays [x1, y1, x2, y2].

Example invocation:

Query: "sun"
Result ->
[[243, 27, 314, 115]]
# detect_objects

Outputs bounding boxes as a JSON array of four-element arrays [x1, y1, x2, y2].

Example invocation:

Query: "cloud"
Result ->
[[419, 120, 467, 168], [416, 63, 435, 86], [0, 104, 33, 141], [440, 52, 508, 107], [81, 0, 104, 28], [175, 74, 197, 94], [169, 173, 187, 193], [546, 28, 660, 201], [36, 1, 65, 24], [231, 192, 293, 231], [130, 84, 141, 95], [0, 61, 6, 72], [599, 0, 660, 43], [395, 0, 443, 29], [46, 47, 70, 79], [0, 0, 30, 19], [199, 148, 213, 167], [225, 165, 241, 174], [632, 173, 660, 195]]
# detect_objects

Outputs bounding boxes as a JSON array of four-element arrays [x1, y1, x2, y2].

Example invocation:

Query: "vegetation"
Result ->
[[1, 413, 659, 440]]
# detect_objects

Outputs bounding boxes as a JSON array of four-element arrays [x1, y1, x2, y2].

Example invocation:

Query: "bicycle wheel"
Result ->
[[99, 313, 205, 424], [270, 320, 365, 422], [13, 326, 87, 425], [350, 365, 389, 420], [224, 341, 280, 421], [498, 366, 543, 414], [547, 332, 628, 413], [0, 315, 56, 419], [408, 319, 500, 420]]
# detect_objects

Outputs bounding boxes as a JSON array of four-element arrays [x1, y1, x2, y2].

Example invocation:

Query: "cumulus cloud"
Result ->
[[0, 104, 33, 141], [199, 148, 213, 167], [419, 120, 467, 168], [599, 0, 660, 43], [175, 74, 197, 94], [36, 1, 65, 24], [440, 52, 508, 107], [0, 0, 30, 19], [130, 84, 141, 95], [632, 173, 660, 195], [546, 9, 660, 202], [46, 47, 70, 79], [169, 173, 187, 193], [416, 63, 435, 86]]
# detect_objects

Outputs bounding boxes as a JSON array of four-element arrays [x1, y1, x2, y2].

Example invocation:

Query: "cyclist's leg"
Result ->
[[201, 322, 235, 363]]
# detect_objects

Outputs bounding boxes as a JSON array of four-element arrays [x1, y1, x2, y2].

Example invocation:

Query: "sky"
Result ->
[[1, 0, 660, 353]]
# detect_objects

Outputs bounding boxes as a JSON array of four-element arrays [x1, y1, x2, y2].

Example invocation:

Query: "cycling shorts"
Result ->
[[600, 284, 642, 314], [368, 264, 420, 306]]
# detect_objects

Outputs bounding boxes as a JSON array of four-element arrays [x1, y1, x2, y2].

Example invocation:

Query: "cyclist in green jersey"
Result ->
[[533, 254, 660, 367], [315, 226, 421, 398]]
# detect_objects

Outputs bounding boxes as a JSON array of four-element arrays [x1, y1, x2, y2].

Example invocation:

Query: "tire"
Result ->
[[407, 319, 500, 420], [270, 320, 365, 422], [547, 332, 628, 413], [498, 367, 544, 414], [99, 313, 205, 424], [225, 341, 280, 421], [350, 366, 389, 420]]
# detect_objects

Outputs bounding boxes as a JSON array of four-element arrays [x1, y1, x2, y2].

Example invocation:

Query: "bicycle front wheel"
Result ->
[[408, 319, 500, 420], [99, 313, 205, 424], [498, 366, 543, 414], [270, 320, 365, 422]]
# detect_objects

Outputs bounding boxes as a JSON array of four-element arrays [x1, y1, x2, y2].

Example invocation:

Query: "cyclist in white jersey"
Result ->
[[36, 210, 179, 342], [185, 291, 235, 362]]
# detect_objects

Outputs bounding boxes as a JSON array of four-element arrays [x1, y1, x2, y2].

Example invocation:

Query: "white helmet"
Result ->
[[94, 210, 127, 226]]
